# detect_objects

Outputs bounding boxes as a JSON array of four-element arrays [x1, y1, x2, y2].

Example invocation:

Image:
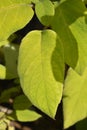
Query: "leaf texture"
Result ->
[[18, 30, 64, 118]]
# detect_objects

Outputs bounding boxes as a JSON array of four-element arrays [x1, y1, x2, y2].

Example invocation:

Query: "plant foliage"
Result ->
[[0, 0, 87, 129]]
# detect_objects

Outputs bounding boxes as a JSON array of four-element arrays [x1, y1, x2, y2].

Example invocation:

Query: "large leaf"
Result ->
[[0, 0, 34, 42], [18, 30, 64, 118], [63, 68, 87, 128], [35, 0, 55, 26], [51, 0, 87, 74]]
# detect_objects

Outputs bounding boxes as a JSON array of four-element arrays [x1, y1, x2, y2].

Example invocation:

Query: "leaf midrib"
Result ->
[[39, 32, 53, 116]]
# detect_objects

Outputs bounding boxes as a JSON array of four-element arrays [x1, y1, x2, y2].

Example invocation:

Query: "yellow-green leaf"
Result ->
[[63, 68, 87, 128], [70, 15, 87, 74], [16, 109, 41, 122], [0, 40, 8, 47], [0, 64, 6, 79], [18, 30, 64, 118], [51, 0, 87, 74], [0, 0, 34, 42], [35, 0, 55, 26]]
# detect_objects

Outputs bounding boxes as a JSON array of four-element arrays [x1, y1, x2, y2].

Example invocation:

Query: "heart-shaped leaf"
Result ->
[[18, 30, 64, 118]]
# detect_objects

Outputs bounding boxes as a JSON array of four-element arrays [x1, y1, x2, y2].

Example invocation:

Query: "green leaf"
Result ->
[[0, 64, 6, 79], [70, 15, 87, 74], [16, 109, 41, 122], [31, 0, 39, 3], [18, 30, 64, 118], [0, 40, 8, 47], [13, 95, 32, 110], [63, 68, 87, 128], [13, 95, 41, 122], [35, 0, 55, 26], [0, 0, 31, 5], [76, 118, 87, 130], [3, 43, 19, 79], [0, 86, 21, 103], [0, 0, 34, 42], [51, 0, 87, 74]]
